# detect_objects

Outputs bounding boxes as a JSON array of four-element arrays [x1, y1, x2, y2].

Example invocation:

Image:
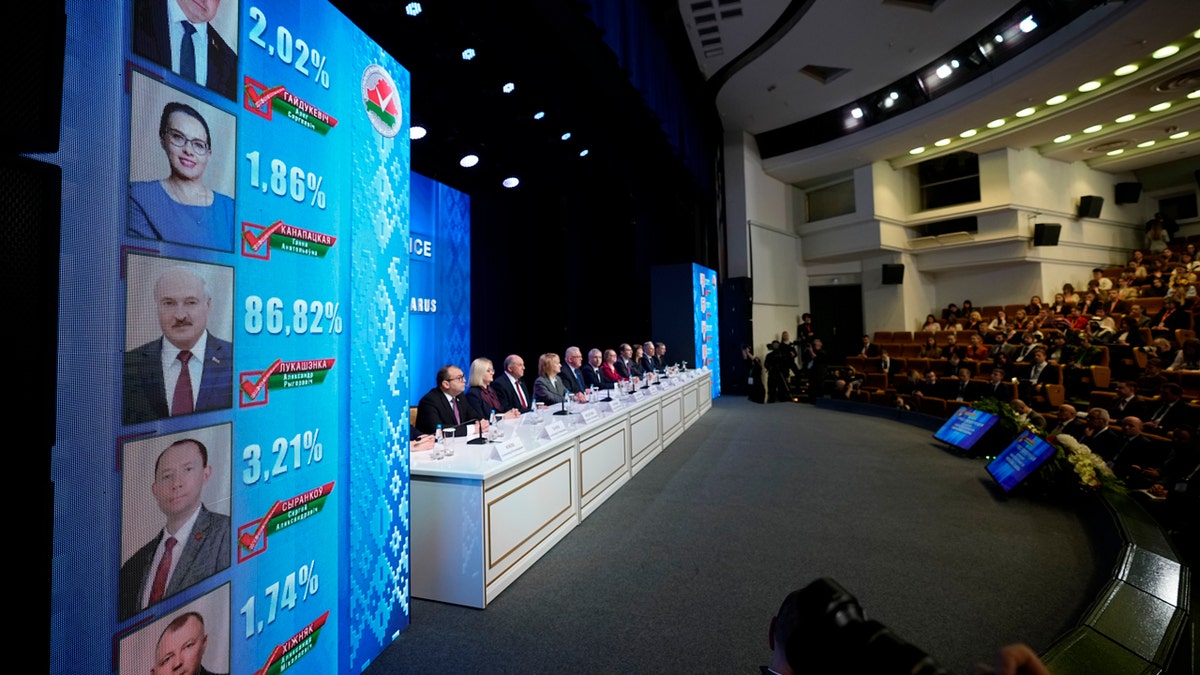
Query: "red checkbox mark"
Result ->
[[245, 83, 285, 111], [243, 220, 285, 251], [241, 359, 283, 400], [239, 500, 282, 551]]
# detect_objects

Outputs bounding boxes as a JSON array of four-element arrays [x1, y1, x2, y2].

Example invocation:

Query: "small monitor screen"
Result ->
[[933, 407, 999, 450], [986, 430, 1057, 492]]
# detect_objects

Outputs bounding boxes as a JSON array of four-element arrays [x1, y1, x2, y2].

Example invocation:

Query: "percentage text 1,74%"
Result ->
[[238, 560, 321, 638]]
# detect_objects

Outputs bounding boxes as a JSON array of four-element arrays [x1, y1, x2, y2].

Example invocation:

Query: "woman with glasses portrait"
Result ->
[[128, 102, 233, 250]]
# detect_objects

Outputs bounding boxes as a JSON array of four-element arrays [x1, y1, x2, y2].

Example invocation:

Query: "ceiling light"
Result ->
[[934, 138, 951, 147], [1016, 107, 1035, 118], [1078, 81, 1101, 92], [409, 125, 427, 140], [1169, 131, 1190, 140], [882, 98, 894, 109], [533, 111, 545, 120], [1106, 149, 1124, 156], [502, 177, 520, 188], [1046, 94, 1067, 105], [1137, 140, 1156, 148], [459, 154, 479, 168], [1152, 45, 1180, 59], [889, 92, 899, 100], [1115, 114, 1136, 123], [461, 48, 475, 61], [1083, 124, 1103, 133], [909, 147, 925, 155], [936, 64, 951, 79], [405, 3, 422, 16], [502, 82, 515, 93], [850, 107, 863, 119], [1019, 15, 1037, 33], [1188, 90, 1200, 100], [579, 149, 589, 157], [561, 132, 571, 141], [1114, 64, 1138, 76], [994, 34, 1004, 43], [1149, 102, 1171, 112], [951, 59, 960, 69], [960, 129, 977, 138], [1053, 134, 1072, 143], [987, 118, 1005, 128]]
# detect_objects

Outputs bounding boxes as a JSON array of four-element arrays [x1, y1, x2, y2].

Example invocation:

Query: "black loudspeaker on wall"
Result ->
[[881, 264, 905, 285], [1033, 223, 1062, 246], [1077, 195, 1104, 218], [1114, 182, 1142, 205]]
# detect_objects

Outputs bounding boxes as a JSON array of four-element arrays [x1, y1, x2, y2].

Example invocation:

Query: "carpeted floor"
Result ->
[[363, 397, 1114, 674]]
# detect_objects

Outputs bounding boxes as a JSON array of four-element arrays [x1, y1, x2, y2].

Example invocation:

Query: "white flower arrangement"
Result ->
[[1056, 433, 1116, 489]]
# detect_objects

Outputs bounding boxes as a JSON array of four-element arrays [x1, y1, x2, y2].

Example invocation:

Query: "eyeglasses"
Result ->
[[445, 375, 466, 382], [165, 129, 210, 155]]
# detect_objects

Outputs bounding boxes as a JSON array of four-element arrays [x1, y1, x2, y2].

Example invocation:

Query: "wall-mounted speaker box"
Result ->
[[1033, 223, 1061, 247], [1077, 195, 1103, 218], [881, 263, 905, 285], [1115, 182, 1142, 205]]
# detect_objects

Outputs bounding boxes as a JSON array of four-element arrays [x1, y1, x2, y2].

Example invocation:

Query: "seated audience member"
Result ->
[[1062, 283, 1081, 306], [920, 314, 941, 333], [858, 334, 880, 357], [961, 299, 975, 318], [1012, 309, 1036, 332], [911, 370, 946, 401], [1011, 332, 1042, 363], [1047, 404, 1085, 439], [979, 368, 1014, 401], [1044, 333, 1071, 365], [964, 333, 989, 361], [1047, 293, 1068, 315], [949, 367, 978, 402], [878, 349, 898, 376], [1026, 295, 1044, 316], [1081, 408, 1120, 457], [415, 365, 487, 436], [1018, 349, 1057, 401], [941, 303, 961, 322], [465, 357, 520, 420], [963, 311, 986, 333], [1167, 338, 1200, 371], [1011, 399, 1046, 429], [1126, 303, 1151, 327], [1109, 416, 1160, 480], [1149, 337, 1176, 368], [533, 352, 572, 404], [940, 333, 966, 360], [1091, 267, 1113, 292], [1109, 277, 1136, 308], [1143, 383, 1193, 434], [987, 311, 1009, 333], [1078, 291, 1101, 317], [1113, 316, 1145, 347], [1144, 276, 1169, 298], [1136, 359, 1168, 397], [918, 335, 942, 359], [942, 352, 968, 378], [582, 348, 607, 389], [1063, 333, 1103, 396], [989, 332, 1016, 361], [493, 354, 534, 413], [1108, 381, 1145, 420], [1150, 297, 1189, 334], [1132, 425, 1200, 493], [599, 348, 628, 386]]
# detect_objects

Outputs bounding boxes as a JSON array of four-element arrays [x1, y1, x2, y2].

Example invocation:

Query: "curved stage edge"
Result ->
[[816, 397, 1192, 674]]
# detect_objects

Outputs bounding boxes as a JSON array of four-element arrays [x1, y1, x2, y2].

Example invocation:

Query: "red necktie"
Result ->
[[172, 351, 194, 416], [515, 379, 527, 408], [452, 397, 461, 423], [149, 536, 177, 605]]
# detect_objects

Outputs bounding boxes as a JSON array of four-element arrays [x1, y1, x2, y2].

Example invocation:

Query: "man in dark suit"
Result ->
[[1143, 383, 1194, 434], [1019, 349, 1058, 402], [150, 611, 228, 675], [1081, 408, 1121, 458], [581, 348, 607, 389], [124, 266, 232, 424], [416, 365, 486, 436], [639, 341, 657, 375], [859, 334, 881, 358], [560, 346, 586, 394], [1110, 417, 1162, 480], [1047, 404, 1086, 438], [493, 354, 533, 413], [654, 342, 668, 370], [1107, 381, 1145, 420], [978, 368, 1014, 401], [949, 367, 979, 402], [133, 0, 238, 100], [615, 343, 637, 379], [119, 439, 230, 620]]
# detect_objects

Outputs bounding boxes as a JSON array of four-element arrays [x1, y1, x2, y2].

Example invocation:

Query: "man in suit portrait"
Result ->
[[415, 364, 487, 436], [133, 0, 238, 101], [124, 265, 232, 424], [119, 438, 231, 620], [150, 611, 227, 675], [493, 354, 533, 414]]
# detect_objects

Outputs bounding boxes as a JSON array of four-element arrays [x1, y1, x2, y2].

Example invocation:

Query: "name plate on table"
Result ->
[[489, 437, 528, 461], [579, 408, 601, 424], [541, 420, 569, 440], [604, 397, 625, 412], [630, 390, 645, 402]]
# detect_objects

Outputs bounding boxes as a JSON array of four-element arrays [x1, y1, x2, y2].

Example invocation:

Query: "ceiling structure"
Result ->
[[677, 0, 1200, 191]]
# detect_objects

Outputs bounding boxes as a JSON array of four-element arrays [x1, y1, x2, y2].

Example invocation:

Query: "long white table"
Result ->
[[410, 370, 713, 607]]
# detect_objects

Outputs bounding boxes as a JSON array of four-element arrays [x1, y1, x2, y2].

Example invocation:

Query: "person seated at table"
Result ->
[[629, 343, 647, 378], [532, 352, 576, 405], [599, 348, 628, 386], [415, 364, 488, 436], [465, 357, 521, 420]]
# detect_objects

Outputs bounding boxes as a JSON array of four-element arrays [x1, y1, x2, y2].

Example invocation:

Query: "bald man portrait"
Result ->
[[124, 265, 233, 424]]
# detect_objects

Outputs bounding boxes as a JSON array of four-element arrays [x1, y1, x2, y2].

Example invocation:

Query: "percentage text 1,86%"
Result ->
[[243, 428, 324, 486], [245, 296, 343, 336], [238, 561, 321, 638], [245, 151, 327, 209]]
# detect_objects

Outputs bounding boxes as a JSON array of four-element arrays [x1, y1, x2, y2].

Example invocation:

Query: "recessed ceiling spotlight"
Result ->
[[410, 125, 427, 140], [934, 138, 951, 147], [533, 111, 545, 120], [459, 154, 479, 168], [579, 149, 589, 157], [1078, 80, 1101, 92], [909, 146, 925, 155], [1083, 124, 1103, 133], [561, 132, 571, 140], [502, 82, 515, 93], [889, 92, 899, 100], [936, 64, 951, 79], [960, 129, 977, 138], [1016, 107, 1035, 118], [987, 118, 1005, 128], [1019, 15, 1037, 33], [994, 34, 1004, 43], [1152, 45, 1180, 59], [1169, 131, 1190, 140], [951, 59, 960, 69], [1149, 102, 1172, 112], [1106, 149, 1124, 156], [1053, 134, 1072, 143], [405, 2, 422, 16], [1046, 94, 1067, 105], [461, 48, 475, 61], [882, 98, 894, 109], [1137, 140, 1156, 148], [502, 177, 520, 188], [1188, 90, 1200, 100], [1116, 114, 1136, 123], [850, 107, 864, 119], [1114, 64, 1138, 76]]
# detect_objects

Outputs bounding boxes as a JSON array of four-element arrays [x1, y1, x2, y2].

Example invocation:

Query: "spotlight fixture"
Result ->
[[987, 118, 1005, 128], [461, 48, 475, 61], [1053, 134, 1072, 143], [1046, 94, 1067, 105], [410, 125, 427, 140], [1106, 149, 1124, 156], [934, 138, 951, 147], [1083, 124, 1103, 133], [1149, 102, 1171, 112], [1137, 140, 1155, 148], [1169, 131, 1190, 140], [1078, 80, 1101, 92], [502, 177, 520, 188], [1015, 107, 1035, 117], [1114, 64, 1138, 76], [1152, 45, 1180, 59], [502, 82, 515, 93], [909, 146, 925, 155], [560, 132, 571, 140], [533, 111, 545, 120], [850, 107, 863, 119], [1190, 90, 1200, 100], [960, 129, 977, 138], [1115, 114, 1136, 123], [1019, 15, 1037, 33], [579, 149, 589, 157], [936, 64, 951, 79], [459, 154, 479, 168], [405, 2, 422, 16]]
